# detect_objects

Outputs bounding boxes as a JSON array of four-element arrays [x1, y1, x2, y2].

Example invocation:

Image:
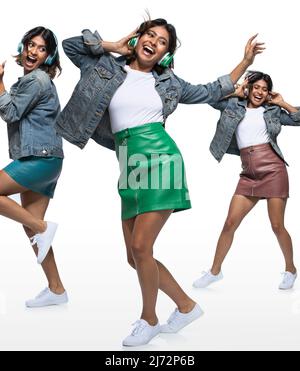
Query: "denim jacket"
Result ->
[[56, 29, 235, 151], [209, 97, 300, 165], [0, 68, 63, 160]]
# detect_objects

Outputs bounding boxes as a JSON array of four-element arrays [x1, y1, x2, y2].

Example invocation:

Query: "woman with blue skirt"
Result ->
[[0, 26, 68, 307]]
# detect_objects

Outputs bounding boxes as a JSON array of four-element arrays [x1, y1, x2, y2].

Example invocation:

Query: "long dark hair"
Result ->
[[245, 70, 273, 91], [16, 26, 62, 79], [127, 18, 179, 74]]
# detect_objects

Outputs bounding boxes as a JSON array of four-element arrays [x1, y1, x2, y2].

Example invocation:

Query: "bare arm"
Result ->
[[230, 34, 265, 84], [269, 92, 298, 113], [101, 29, 138, 55], [0, 61, 6, 95]]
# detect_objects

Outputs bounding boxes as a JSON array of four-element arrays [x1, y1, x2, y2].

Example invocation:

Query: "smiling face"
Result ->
[[247, 79, 269, 108], [132, 26, 170, 72], [21, 35, 48, 74]]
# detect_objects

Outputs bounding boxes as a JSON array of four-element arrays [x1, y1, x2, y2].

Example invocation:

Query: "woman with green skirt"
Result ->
[[58, 18, 264, 346]]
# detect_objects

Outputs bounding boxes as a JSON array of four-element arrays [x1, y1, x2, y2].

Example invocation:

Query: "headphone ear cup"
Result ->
[[17, 42, 24, 54], [243, 87, 249, 98], [44, 55, 54, 66], [44, 32, 59, 66], [128, 36, 139, 48], [158, 52, 174, 68]]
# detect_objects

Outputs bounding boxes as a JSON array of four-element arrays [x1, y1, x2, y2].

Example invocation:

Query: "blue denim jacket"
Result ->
[[209, 97, 300, 165], [0, 69, 63, 160], [56, 29, 235, 151]]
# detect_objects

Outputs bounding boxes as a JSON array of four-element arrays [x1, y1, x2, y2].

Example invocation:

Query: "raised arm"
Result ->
[[178, 34, 264, 105], [269, 92, 300, 126], [230, 34, 265, 84], [63, 29, 138, 68], [177, 75, 235, 105], [0, 61, 6, 95], [62, 30, 104, 68]]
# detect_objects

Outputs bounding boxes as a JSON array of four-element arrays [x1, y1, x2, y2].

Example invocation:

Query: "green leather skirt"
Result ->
[[3, 156, 63, 198], [114, 122, 191, 220]]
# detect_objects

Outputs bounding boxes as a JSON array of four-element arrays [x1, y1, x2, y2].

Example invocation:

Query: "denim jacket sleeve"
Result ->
[[62, 29, 105, 69], [209, 98, 230, 111], [0, 75, 42, 125], [176, 74, 234, 105], [279, 107, 300, 126]]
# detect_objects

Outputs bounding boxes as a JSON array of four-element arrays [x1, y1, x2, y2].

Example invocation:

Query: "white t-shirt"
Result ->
[[235, 106, 270, 149], [109, 65, 164, 134]]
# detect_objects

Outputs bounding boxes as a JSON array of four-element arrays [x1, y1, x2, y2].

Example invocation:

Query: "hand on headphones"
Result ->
[[0, 60, 6, 80], [267, 91, 284, 106], [233, 78, 249, 99], [114, 29, 139, 56]]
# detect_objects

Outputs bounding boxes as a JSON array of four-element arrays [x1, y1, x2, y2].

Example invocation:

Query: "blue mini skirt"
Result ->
[[3, 156, 63, 198]]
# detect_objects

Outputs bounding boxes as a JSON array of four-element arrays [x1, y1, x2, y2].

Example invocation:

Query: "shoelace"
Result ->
[[281, 272, 292, 284], [29, 235, 38, 247], [35, 288, 49, 299], [131, 320, 147, 336], [167, 309, 181, 326]]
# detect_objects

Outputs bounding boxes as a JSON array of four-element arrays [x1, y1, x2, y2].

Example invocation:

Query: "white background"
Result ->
[[0, 0, 300, 351]]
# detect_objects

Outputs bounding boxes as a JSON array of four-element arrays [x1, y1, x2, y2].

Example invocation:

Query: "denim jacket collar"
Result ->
[[113, 56, 172, 83], [237, 98, 277, 113]]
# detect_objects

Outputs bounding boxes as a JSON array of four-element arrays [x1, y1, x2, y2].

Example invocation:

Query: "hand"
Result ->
[[268, 91, 284, 106], [114, 29, 139, 56], [0, 61, 6, 80], [243, 34, 265, 66], [233, 78, 249, 98]]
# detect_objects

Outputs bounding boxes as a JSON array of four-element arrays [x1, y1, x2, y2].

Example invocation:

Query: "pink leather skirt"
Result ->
[[235, 143, 289, 199]]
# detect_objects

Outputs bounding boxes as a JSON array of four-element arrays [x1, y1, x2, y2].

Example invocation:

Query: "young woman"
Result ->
[[57, 19, 263, 346], [0, 26, 68, 307], [193, 71, 300, 290]]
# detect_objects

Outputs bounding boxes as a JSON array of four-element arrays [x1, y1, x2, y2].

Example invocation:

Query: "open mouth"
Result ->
[[26, 55, 37, 65], [142, 45, 155, 56], [253, 95, 263, 102]]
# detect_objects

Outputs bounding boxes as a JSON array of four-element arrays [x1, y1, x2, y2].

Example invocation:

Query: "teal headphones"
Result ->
[[17, 32, 58, 66], [128, 36, 174, 68]]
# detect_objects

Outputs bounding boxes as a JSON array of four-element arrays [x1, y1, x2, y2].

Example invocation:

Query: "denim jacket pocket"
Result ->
[[79, 66, 112, 98], [223, 108, 236, 118], [95, 66, 113, 79]]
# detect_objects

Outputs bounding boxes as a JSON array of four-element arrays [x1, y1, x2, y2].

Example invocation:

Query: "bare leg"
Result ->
[[211, 195, 259, 275], [0, 171, 46, 233], [123, 217, 196, 316], [122, 210, 196, 325], [267, 198, 296, 274], [21, 191, 65, 294]]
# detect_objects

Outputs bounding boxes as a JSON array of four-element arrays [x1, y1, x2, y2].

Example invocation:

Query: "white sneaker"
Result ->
[[160, 303, 203, 333], [25, 287, 68, 308], [122, 319, 160, 347], [30, 222, 58, 264], [193, 270, 223, 288], [279, 271, 297, 290]]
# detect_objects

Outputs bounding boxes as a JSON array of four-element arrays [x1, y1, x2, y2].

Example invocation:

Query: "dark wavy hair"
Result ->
[[15, 26, 62, 79], [245, 70, 273, 91], [127, 17, 179, 74]]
